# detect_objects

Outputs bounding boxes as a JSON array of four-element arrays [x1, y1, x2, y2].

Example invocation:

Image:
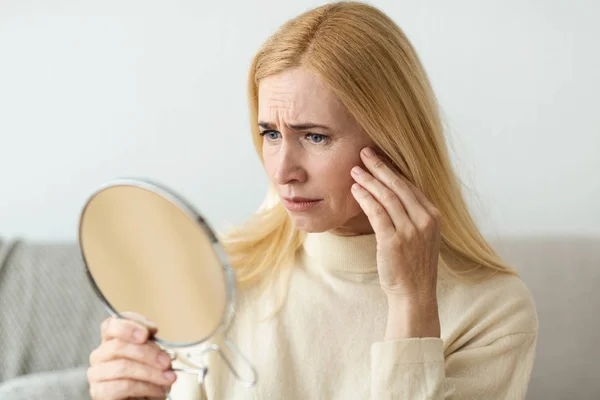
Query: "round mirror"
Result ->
[[78, 178, 256, 395]]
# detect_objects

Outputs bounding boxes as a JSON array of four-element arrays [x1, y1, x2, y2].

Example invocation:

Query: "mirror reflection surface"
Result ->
[[79, 181, 228, 345]]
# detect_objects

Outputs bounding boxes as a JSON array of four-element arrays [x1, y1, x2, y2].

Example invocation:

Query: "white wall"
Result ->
[[1, 0, 598, 241]]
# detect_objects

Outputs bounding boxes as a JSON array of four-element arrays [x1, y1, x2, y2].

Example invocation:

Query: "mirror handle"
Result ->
[[185, 337, 258, 388]]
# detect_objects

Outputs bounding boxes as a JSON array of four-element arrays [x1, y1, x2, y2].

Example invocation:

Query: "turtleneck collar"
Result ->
[[301, 231, 379, 275]]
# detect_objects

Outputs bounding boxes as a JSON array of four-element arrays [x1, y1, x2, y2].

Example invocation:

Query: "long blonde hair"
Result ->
[[221, 1, 517, 296]]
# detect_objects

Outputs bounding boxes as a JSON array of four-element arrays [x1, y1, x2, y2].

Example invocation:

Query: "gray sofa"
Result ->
[[0, 236, 598, 399], [0, 239, 106, 399]]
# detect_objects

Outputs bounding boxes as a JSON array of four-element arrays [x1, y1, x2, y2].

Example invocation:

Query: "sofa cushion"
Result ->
[[491, 236, 600, 400], [0, 238, 107, 382], [0, 367, 90, 399]]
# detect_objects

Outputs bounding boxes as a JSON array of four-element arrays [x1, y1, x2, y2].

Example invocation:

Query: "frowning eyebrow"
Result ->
[[258, 121, 332, 131]]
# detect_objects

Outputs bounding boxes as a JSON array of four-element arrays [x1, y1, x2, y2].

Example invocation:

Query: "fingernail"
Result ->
[[162, 370, 176, 382], [362, 147, 375, 158], [143, 317, 157, 327], [351, 166, 362, 175]]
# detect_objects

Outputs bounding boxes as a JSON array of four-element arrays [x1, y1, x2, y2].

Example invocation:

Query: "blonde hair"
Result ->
[[221, 1, 517, 298]]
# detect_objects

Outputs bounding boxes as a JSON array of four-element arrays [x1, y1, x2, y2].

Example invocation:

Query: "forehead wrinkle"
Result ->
[[267, 94, 302, 122], [259, 70, 337, 127], [266, 89, 294, 106]]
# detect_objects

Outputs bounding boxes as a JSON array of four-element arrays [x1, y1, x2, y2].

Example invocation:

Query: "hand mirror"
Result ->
[[78, 178, 257, 398]]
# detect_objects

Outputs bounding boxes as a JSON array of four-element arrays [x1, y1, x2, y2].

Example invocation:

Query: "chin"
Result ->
[[288, 208, 370, 235], [289, 214, 336, 233]]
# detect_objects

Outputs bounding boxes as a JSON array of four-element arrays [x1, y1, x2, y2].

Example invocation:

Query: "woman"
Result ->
[[87, 2, 538, 399]]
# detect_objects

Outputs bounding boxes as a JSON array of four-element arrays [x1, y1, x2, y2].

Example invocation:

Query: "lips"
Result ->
[[281, 196, 323, 212], [283, 196, 320, 202]]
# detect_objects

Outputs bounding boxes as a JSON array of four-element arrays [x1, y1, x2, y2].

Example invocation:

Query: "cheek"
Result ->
[[323, 162, 359, 202]]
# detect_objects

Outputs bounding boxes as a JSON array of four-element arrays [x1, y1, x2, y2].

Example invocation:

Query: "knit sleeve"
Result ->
[[370, 331, 537, 399]]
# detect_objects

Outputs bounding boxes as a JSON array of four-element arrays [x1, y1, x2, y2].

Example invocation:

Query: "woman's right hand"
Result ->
[[87, 312, 178, 399]]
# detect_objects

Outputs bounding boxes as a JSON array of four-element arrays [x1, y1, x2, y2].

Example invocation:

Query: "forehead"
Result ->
[[257, 68, 350, 124]]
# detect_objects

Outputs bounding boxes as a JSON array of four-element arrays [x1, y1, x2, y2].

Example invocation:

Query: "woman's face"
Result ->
[[258, 67, 375, 235]]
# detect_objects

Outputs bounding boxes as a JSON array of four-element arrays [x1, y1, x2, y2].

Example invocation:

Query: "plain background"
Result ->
[[0, 0, 598, 241]]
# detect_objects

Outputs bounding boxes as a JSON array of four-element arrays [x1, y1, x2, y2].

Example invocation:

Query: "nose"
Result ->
[[273, 141, 307, 185]]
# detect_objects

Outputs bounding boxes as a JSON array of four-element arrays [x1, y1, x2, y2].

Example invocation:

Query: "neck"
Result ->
[[302, 230, 378, 275]]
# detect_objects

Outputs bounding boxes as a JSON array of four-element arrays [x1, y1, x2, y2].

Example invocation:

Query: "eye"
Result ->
[[306, 133, 328, 144], [259, 130, 281, 141]]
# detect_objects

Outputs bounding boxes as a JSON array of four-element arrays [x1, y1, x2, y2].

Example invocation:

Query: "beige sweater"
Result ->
[[168, 231, 538, 399]]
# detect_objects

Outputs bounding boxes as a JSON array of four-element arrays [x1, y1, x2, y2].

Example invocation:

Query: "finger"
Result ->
[[89, 379, 170, 400], [376, 150, 441, 219], [89, 339, 172, 371], [351, 165, 409, 230], [401, 178, 443, 222], [351, 183, 395, 237], [101, 316, 158, 344], [87, 358, 177, 387], [120, 311, 158, 328], [360, 147, 431, 225]]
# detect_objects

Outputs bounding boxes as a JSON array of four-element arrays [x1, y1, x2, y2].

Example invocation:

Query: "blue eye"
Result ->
[[259, 130, 328, 144], [260, 130, 281, 141], [306, 133, 328, 144]]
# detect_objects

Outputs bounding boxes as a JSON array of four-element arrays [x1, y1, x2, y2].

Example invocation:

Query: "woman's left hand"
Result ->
[[350, 147, 442, 337]]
